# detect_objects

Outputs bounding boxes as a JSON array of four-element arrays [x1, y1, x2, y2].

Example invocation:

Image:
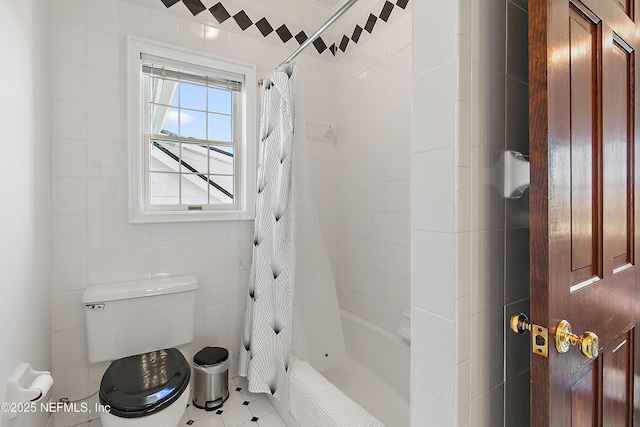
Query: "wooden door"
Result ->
[[529, 0, 639, 425]]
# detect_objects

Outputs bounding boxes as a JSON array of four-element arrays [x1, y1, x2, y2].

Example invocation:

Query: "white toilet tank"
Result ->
[[82, 275, 198, 363]]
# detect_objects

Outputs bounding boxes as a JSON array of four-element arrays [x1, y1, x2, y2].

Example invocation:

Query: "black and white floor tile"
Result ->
[[85, 376, 287, 427]]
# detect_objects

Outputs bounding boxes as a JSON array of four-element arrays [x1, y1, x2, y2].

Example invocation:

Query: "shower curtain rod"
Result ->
[[277, 0, 360, 68]]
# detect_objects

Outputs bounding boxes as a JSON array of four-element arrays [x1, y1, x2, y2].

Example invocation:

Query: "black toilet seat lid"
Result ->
[[99, 348, 190, 418]]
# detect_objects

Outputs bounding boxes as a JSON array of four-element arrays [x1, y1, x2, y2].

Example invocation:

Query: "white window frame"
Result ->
[[127, 36, 256, 223]]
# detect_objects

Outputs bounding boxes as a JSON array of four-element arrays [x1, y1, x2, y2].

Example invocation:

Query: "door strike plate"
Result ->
[[510, 313, 549, 358], [531, 324, 548, 357]]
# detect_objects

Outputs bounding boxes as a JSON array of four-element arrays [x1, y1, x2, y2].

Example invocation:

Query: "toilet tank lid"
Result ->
[[81, 275, 198, 303]]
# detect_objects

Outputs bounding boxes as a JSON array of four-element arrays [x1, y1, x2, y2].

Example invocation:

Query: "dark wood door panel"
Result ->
[[569, 6, 602, 285], [529, 0, 639, 425]]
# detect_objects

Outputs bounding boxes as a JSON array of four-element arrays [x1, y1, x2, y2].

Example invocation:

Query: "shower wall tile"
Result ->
[[48, 2, 335, 421], [333, 15, 412, 336]]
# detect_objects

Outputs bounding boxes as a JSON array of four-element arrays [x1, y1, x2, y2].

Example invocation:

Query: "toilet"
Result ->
[[81, 275, 198, 427]]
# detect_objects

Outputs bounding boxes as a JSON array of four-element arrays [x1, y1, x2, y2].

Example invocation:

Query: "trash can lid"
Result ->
[[194, 346, 229, 367]]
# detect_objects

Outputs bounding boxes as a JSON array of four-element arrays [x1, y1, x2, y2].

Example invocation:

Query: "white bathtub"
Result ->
[[321, 309, 410, 427], [271, 309, 410, 427]]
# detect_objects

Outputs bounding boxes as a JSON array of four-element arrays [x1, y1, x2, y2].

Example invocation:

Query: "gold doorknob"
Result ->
[[555, 320, 599, 359]]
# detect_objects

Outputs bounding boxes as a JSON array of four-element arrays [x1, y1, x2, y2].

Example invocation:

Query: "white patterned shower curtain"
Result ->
[[238, 64, 297, 405]]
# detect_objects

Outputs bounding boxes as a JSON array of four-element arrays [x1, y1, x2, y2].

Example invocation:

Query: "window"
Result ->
[[127, 37, 256, 223]]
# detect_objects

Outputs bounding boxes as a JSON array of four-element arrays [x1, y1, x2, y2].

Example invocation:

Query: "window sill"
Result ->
[[128, 209, 255, 224]]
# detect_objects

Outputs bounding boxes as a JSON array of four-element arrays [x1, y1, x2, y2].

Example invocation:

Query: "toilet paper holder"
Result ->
[[5, 363, 53, 419]]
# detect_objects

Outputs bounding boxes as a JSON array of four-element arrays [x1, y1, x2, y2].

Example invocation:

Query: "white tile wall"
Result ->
[[412, 0, 517, 425], [332, 10, 413, 336], [48, 2, 336, 426]]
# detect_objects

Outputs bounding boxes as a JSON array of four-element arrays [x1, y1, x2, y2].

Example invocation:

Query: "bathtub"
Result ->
[[270, 309, 410, 427], [322, 309, 410, 426]]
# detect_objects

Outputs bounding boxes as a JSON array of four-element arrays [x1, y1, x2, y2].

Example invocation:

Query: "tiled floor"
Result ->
[[86, 376, 287, 427]]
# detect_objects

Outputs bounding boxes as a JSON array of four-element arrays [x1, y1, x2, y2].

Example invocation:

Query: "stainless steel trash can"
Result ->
[[192, 347, 231, 411]]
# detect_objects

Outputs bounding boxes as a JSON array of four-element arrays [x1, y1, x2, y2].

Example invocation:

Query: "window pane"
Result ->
[[180, 143, 208, 174], [180, 82, 206, 111], [154, 106, 180, 136], [150, 172, 180, 205], [179, 110, 206, 139], [209, 175, 234, 204], [208, 113, 232, 142], [209, 146, 234, 175], [150, 140, 180, 172], [180, 174, 208, 205], [208, 88, 232, 114]]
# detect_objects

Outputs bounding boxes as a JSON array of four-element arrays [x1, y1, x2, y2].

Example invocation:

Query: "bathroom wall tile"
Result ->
[[150, 10, 178, 44], [87, 178, 121, 215], [52, 290, 86, 332], [505, 227, 530, 304], [412, 0, 456, 75], [50, 21, 86, 65], [52, 252, 88, 293], [87, 104, 120, 143], [456, 101, 472, 167], [412, 230, 455, 320], [178, 17, 204, 51], [120, 1, 150, 37], [470, 308, 504, 399], [119, 248, 152, 281], [87, 250, 121, 284], [228, 32, 252, 63], [205, 26, 229, 57], [87, 0, 118, 34], [456, 295, 470, 363], [52, 177, 88, 215], [150, 223, 181, 247], [87, 67, 120, 107], [469, 383, 505, 427], [149, 246, 182, 278], [52, 215, 88, 254], [506, 1, 528, 83], [87, 30, 120, 71], [456, 359, 471, 426], [471, 0, 506, 73], [412, 308, 455, 406], [50, 0, 86, 27], [471, 64, 506, 151], [412, 148, 455, 232], [412, 62, 456, 153], [51, 364, 88, 402], [505, 369, 530, 427], [87, 141, 120, 178], [51, 60, 86, 102], [470, 229, 505, 315], [470, 148, 505, 231], [205, 303, 230, 337], [52, 328, 88, 370], [179, 244, 207, 277], [506, 77, 529, 154], [52, 138, 88, 178], [51, 99, 87, 140], [411, 381, 454, 427]]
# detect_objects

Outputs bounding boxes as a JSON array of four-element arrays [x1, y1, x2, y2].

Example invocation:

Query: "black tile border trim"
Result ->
[[160, 0, 411, 57]]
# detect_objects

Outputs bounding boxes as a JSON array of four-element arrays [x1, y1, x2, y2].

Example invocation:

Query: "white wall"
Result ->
[[48, 1, 335, 426], [331, 10, 412, 335], [0, 1, 51, 426]]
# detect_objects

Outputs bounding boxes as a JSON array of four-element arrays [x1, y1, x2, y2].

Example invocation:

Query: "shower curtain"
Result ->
[[239, 64, 297, 405], [239, 62, 347, 408]]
